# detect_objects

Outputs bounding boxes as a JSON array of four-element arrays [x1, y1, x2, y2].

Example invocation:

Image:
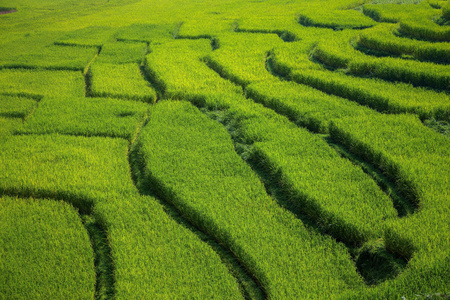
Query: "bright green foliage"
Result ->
[[0, 118, 23, 136], [358, 23, 450, 63], [246, 80, 370, 133], [0, 196, 95, 299], [144, 39, 241, 102], [0, 134, 137, 210], [299, 8, 377, 30], [96, 41, 147, 64], [55, 26, 116, 47], [0, 95, 37, 119], [133, 100, 365, 299], [312, 31, 450, 90], [363, 2, 450, 41], [0, 69, 84, 98], [288, 68, 450, 121], [205, 32, 283, 86], [330, 113, 450, 298], [114, 23, 175, 42], [96, 195, 244, 300], [269, 40, 323, 77], [18, 97, 149, 141], [1, 44, 98, 70], [88, 63, 157, 103]]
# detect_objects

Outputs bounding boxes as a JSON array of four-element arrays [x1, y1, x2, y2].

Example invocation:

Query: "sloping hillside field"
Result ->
[[1, 0, 450, 299]]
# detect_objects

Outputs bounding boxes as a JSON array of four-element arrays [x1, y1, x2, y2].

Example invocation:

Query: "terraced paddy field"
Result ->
[[1, 0, 449, 299]]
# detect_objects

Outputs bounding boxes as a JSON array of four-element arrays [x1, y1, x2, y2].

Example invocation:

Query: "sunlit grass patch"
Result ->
[[96, 41, 147, 64], [0, 196, 95, 300], [0, 95, 37, 119], [1, 44, 98, 70], [18, 96, 149, 141], [55, 26, 116, 47], [114, 23, 174, 42], [88, 63, 157, 103], [0, 134, 137, 210], [0, 69, 84, 98]]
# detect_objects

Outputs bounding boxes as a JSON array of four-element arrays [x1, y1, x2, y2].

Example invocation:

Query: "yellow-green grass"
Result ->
[[17, 96, 149, 141], [299, 8, 377, 30], [144, 39, 242, 103], [0, 196, 95, 300], [288, 68, 450, 122], [0, 134, 243, 299], [363, 2, 450, 41], [88, 63, 157, 103], [55, 26, 117, 47], [0, 95, 37, 119], [0, 69, 85, 98], [0, 118, 23, 136], [133, 100, 365, 299], [96, 41, 147, 64], [114, 23, 175, 42], [358, 23, 450, 63], [0, 44, 98, 70], [204, 32, 283, 86]]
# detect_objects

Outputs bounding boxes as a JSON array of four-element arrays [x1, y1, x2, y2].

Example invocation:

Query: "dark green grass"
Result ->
[[18, 96, 150, 141]]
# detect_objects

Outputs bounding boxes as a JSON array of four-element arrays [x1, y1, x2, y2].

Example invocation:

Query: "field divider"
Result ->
[[128, 134, 265, 300], [0, 192, 115, 300]]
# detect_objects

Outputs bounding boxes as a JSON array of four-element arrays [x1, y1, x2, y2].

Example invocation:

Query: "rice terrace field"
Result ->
[[1, 0, 450, 299]]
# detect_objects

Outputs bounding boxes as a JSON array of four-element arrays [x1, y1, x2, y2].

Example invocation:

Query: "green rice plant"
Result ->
[[0, 69, 84, 98], [95, 194, 244, 300], [443, 1, 450, 18], [246, 79, 372, 133], [399, 17, 450, 41], [144, 39, 241, 103], [55, 26, 116, 47], [114, 23, 175, 42], [17, 96, 149, 141], [358, 23, 450, 63], [1, 44, 98, 70], [329, 113, 450, 296], [0, 118, 23, 136], [96, 41, 147, 64], [311, 31, 450, 90], [348, 55, 450, 90], [204, 32, 283, 86], [0, 95, 37, 119], [0, 133, 242, 298], [288, 68, 450, 121], [88, 63, 157, 103], [299, 9, 377, 30], [0, 134, 137, 210], [312, 29, 361, 69], [0, 196, 95, 299], [362, 3, 422, 22], [268, 40, 323, 77], [133, 100, 365, 299]]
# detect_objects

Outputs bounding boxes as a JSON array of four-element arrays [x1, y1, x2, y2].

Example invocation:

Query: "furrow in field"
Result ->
[[128, 139, 264, 300], [0, 194, 114, 300], [0, 196, 98, 299]]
